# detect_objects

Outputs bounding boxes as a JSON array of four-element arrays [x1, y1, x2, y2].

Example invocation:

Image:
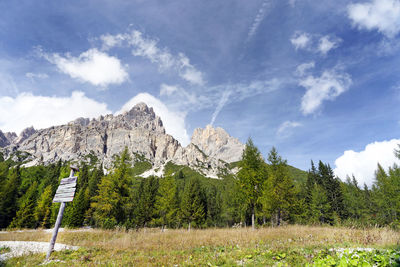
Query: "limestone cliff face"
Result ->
[[191, 125, 245, 163], [0, 130, 10, 147], [1, 103, 244, 177]]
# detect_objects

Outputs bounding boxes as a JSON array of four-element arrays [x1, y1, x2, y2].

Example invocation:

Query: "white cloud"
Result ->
[[160, 84, 179, 96], [290, 32, 311, 50], [289, 0, 296, 7], [318, 36, 341, 55], [210, 90, 231, 126], [25, 72, 49, 79], [291, 32, 341, 54], [348, 0, 400, 38], [299, 69, 352, 115], [334, 139, 400, 187], [0, 91, 110, 134], [42, 48, 128, 87], [247, 0, 272, 41], [100, 31, 204, 85], [117, 93, 190, 146], [276, 121, 302, 137], [295, 62, 315, 76]]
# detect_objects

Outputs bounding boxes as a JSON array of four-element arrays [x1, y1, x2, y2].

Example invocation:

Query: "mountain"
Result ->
[[0, 103, 244, 178]]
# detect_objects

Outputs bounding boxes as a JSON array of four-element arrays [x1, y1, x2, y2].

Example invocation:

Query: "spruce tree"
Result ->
[[154, 176, 178, 229], [10, 181, 38, 228], [309, 183, 331, 224], [180, 177, 205, 230], [0, 167, 20, 228]]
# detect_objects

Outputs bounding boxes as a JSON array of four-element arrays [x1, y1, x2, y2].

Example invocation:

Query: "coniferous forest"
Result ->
[[1, 139, 400, 230]]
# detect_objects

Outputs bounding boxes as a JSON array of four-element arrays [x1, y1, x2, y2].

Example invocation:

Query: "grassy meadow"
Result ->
[[0, 225, 400, 266]]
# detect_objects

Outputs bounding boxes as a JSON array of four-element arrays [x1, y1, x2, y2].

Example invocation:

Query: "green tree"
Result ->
[[67, 186, 90, 227], [180, 177, 205, 230], [154, 176, 178, 229], [237, 138, 267, 229], [0, 167, 20, 228], [309, 183, 331, 224], [10, 181, 38, 228], [91, 148, 131, 228], [132, 176, 159, 227], [261, 147, 296, 226], [34, 185, 53, 228]]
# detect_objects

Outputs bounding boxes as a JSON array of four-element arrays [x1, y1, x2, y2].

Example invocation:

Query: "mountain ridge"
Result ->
[[0, 103, 245, 178]]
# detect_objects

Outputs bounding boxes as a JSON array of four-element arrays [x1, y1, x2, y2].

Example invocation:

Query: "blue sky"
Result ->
[[1, 0, 400, 186]]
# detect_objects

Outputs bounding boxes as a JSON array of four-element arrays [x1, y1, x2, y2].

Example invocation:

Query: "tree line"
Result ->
[[0, 140, 400, 230]]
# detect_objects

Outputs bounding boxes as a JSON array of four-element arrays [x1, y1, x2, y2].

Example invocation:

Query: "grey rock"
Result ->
[[15, 127, 36, 144], [191, 125, 245, 163], [0, 130, 10, 147], [1, 103, 244, 178]]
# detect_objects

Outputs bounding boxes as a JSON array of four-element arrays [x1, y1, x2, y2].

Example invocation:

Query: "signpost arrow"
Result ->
[[46, 165, 79, 260]]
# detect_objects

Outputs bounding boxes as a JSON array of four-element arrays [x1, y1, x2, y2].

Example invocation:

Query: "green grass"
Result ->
[[0, 246, 10, 254], [1, 226, 400, 266]]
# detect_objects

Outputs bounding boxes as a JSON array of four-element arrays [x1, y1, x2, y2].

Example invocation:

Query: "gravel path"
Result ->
[[0, 241, 78, 261]]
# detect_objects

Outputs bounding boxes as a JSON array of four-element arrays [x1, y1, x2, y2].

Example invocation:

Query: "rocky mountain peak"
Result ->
[[191, 124, 245, 163], [0, 130, 10, 148], [5, 132, 17, 143], [15, 126, 36, 144]]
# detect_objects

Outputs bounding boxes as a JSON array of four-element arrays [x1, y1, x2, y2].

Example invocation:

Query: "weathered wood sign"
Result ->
[[53, 176, 77, 203], [46, 165, 79, 260]]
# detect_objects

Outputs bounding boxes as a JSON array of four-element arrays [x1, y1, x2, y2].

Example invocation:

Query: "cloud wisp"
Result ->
[[276, 121, 302, 138], [334, 139, 400, 187], [299, 68, 352, 115], [348, 0, 400, 38], [100, 30, 204, 85], [210, 90, 231, 126], [290, 32, 342, 55], [40, 48, 128, 87], [247, 0, 272, 42]]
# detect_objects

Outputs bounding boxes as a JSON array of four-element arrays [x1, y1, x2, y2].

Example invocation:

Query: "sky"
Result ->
[[0, 0, 400, 186]]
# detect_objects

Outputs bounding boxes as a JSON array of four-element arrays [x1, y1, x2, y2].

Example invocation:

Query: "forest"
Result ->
[[0, 139, 400, 230]]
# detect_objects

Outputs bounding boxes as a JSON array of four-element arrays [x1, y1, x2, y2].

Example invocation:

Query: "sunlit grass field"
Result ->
[[1, 225, 400, 266]]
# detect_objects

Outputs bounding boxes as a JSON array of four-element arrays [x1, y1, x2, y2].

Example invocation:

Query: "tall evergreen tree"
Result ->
[[10, 181, 38, 228], [237, 138, 267, 229], [180, 177, 205, 230], [154, 176, 178, 229], [309, 183, 331, 224], [91, 148, 131, 228], [261, 147, 296, 226], [0, 166, 20, 228], [34, 185, 53, 228]]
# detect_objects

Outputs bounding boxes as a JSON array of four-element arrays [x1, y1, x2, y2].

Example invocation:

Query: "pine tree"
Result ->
[[261, 147, 296, 226], [154, 176, 178, 229], [10, 181, 38, 228], [34, 185, 53, 228], [0, 167, 20, 228], [67, 186, 90, 227], [309, 183, 331, 224], [237, 138, 267, 229], [180, 177, 205, 230], [133, 176, 159, 227], [91, 148, 131, 228]]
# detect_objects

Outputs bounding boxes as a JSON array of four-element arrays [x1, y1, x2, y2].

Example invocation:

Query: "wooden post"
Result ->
[[46, 165, 79, 260]]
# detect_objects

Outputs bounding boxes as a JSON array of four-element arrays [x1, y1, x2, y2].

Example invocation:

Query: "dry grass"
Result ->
[[1, 225, 399, 266]]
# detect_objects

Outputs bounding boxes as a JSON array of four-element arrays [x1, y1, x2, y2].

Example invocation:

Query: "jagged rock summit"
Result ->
[[0, 103, 244, 178], [191, 125, 245, 163]]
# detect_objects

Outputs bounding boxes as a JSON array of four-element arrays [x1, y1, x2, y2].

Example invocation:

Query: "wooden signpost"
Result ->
[[46, 165, 79, 260]]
